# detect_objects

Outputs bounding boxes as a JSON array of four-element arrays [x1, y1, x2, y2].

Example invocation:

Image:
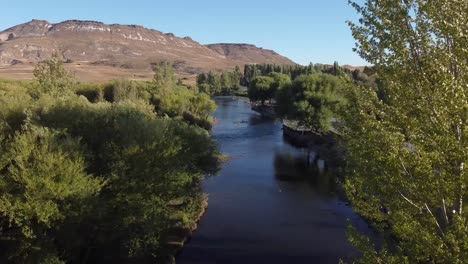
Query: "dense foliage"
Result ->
[[76, 62, 217, 130], [196, 66, 243, 96], [0, 60, 220, 263], [243, 62, 348, 135], [244, 63, 333, 86], [276, 74, 346, 134], [248, 75, 275, 104], [242, 61, 374, 134], [195, 62, 376, 107], [243, 62, 376, 88], [344, 0, 468, 263]]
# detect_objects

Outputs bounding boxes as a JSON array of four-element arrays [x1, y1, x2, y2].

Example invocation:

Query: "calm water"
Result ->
[[177, 97, 373, 264]]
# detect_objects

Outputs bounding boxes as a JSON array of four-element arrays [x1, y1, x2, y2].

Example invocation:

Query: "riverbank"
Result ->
[[250, 102, 349, 202], [251, 103, 276, 118], [251, 97, 350, 194], [161, 153, 232, 263], [250, 103, 344, 169], [161, 195, 209, 264]]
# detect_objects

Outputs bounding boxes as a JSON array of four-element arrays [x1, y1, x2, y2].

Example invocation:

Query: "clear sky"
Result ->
[[1, 0, 367, 66]]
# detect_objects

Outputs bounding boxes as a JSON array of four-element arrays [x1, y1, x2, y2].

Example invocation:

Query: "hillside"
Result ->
[[0, 19, 295, 82], [206, 43, 294, 65]]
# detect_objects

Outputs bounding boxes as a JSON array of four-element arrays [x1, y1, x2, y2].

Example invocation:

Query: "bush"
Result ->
[[75, 83, 104, 103], [0, 59, 221, 262], [0, 125, 104, 263], [33, 55, 76, 97]]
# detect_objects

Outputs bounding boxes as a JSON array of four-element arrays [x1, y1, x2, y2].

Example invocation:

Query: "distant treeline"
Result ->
[[196, 62, 377, 96], [195, 62, 377, 135], [244, 62, 377, 89], [196, 66, 243, 96]]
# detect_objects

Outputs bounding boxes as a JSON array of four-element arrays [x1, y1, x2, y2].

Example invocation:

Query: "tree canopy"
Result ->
[[276, 74, 346, 134], [196, 67, 243, 96], [0, 59, 221, 263], [248, 76, 275, 104], [344, 0, 468, 262]]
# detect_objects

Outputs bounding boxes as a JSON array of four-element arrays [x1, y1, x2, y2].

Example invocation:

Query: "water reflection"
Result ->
[[273, 149, 335, 196]]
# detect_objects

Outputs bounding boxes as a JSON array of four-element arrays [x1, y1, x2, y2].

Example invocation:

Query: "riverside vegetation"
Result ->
[[0, 57, 220, 263], [0, 0, 467, 262]]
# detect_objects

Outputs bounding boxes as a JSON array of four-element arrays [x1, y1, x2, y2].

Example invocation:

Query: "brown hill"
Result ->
[[206, 43, 294, 65], [0, 19, 295, 82]]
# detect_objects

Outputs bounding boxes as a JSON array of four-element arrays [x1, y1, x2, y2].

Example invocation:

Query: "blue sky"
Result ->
[[1, 0, 367, 66]]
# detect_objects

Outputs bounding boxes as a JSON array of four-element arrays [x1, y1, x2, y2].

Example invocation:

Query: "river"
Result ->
[[177, 97, 374, 264]]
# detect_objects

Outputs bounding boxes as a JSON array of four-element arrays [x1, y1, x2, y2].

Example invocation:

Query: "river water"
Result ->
[[177, 97, 373, 264]]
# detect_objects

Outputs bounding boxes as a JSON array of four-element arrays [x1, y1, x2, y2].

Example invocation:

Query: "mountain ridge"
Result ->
[[0, 19, 296, 82]]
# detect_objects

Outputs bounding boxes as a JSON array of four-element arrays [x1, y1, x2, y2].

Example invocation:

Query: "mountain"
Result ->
[[206, 43, 293, 65], [0, 19, 295, 82]]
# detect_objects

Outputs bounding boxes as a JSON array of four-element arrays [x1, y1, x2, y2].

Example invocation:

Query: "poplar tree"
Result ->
[[33, 54, 76, 97], [344, 0, 468, 262]]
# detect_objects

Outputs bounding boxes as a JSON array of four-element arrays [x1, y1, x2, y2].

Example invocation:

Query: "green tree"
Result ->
[[32, 97, 220, 261], [344, 0, 468, 262], [229, 66, 243, 93], [33, 54, 76, 97], [268, 72, 291, 94], [198, 82, 211, 95], [196, 73, 207, 86], [0, 61, 220, 262], [332, 61, 340, 76], [276, 74, 345, 134], [220, 72, 232, 94], [149, 64, 217, 128], [234, 65, 242, 78], [248, 76, 275, 104], [206, 71, 221, 95], [0, 125, 104, 263], [196, 69, 242, 96], [153, 62, 176, 92], [190, 93, 217, 119]]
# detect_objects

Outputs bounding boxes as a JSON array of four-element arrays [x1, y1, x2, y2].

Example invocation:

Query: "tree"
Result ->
[[0, 61, 220, 262], [220, 72, 232, 94], [0, 125, 104, 263], [231, 66, 243, 92], [190, 93, 217, 119], [153, 62, 176, 92], [30, 97, 220, 262], [344, 0, 468, 262], [268, 72, 291, 94], [248, 76, 275, 104], [33, 54, 76, 97], [196, 73, 207, 86], [198, 83, 211, 95], [206, 71, 221, 95], [244, 64, 261, 87], [276, 74, 345, 134], [196, 69, 242, 96], [234, 65, 242, 79], [332, 61, 340, 76]]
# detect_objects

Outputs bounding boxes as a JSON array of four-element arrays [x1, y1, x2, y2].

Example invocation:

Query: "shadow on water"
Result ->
[[273, 151, 335, 197]]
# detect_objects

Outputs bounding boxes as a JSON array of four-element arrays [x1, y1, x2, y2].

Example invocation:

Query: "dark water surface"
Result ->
[[177, 97, 373, 264]]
